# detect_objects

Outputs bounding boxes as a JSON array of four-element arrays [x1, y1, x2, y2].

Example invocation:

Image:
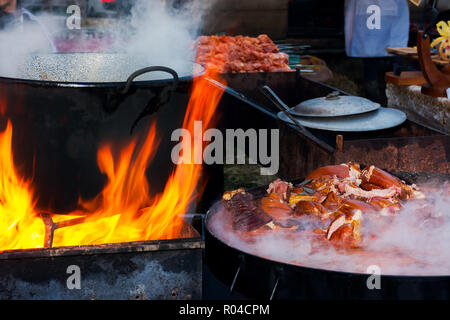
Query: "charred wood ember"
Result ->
[[222, 189, 272, 232]]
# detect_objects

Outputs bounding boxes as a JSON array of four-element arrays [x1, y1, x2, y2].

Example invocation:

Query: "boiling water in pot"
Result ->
[[18, 53, 198, 83]]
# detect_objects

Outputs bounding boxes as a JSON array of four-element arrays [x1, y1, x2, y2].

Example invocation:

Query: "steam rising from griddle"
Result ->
[[0, 0, 215, 80], [208, 179, 450, 276]]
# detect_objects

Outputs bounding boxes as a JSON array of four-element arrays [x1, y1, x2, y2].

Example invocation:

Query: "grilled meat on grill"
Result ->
[[196, 34, 292, 73]]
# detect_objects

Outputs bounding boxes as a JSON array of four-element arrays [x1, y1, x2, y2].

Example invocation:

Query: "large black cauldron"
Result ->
[[0, 53, 202, 212]]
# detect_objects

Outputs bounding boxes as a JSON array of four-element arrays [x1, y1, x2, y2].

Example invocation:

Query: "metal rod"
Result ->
[[204, 76, 279, 120], [204, 77, 247, 101], [269, 277, 280, 300], [230, 255, 245, 294], [230, 265, 241, 294]]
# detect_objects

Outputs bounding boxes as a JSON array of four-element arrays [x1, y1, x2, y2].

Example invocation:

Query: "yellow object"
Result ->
[[408, 0, 422, 6], [288, 195, 318, 207], [430, 21, 450, 61]]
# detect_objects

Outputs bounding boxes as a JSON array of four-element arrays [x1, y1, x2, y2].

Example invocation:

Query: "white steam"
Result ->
[[109, 0, 212, 73], [208, 181, 450, 276], [0, 0, 214, 80], [366, 181, 450, 275]]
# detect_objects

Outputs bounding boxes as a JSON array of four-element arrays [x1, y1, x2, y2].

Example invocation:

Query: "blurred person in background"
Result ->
[[0, 0, 18, 28], [0, 0, 55, 51], [0, 0, 38, 30], [344, 0, 410, 103]]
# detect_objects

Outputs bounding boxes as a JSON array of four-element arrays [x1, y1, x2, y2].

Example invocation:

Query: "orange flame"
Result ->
[[0, 121, 44, 250], [0, 70, 225, 251]]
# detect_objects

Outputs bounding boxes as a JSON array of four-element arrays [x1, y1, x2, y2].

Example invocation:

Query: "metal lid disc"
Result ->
[[278, 107, 407, 132], [290, 93, 381, 117]]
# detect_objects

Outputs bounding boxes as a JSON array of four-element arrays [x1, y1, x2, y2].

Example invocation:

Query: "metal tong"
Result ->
[[260, 85, 334, 153]]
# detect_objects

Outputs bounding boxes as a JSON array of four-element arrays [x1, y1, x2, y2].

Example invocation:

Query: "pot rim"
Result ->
[[0, 56, 205, 88]]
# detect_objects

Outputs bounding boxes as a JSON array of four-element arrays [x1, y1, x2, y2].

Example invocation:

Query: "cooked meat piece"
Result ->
[[294, 200, 328, 217], [322, 192, 342, 211], [266, 178, 293, 202], [342, 184, 400, 199], [223, 190, 272, 232], [260, 193, 295, 225], [327, 210, 363, 248], [306, 164, 351, 180]]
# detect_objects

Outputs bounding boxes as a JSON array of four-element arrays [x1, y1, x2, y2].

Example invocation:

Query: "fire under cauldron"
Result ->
[[0, 53, 203, 212], [0, 53, 209, 300]]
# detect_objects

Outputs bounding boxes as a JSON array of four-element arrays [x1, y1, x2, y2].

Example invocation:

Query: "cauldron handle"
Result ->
[[120, 66, 179, 95], [103, 66, 179, 134]]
